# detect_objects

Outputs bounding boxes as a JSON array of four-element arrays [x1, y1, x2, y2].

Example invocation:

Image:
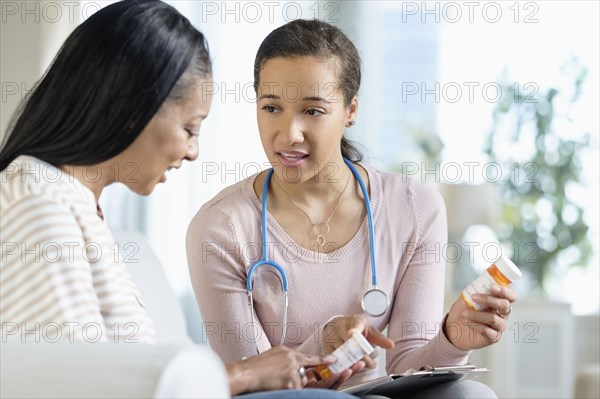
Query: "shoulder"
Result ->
[[366, 165, 446, 241], [365, 165, 443, 211], [369, 166, 445, 210], [1, 156, 96, 218], [187, 174, 260, 241]]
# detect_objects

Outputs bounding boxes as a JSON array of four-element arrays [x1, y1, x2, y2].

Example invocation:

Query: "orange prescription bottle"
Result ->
[[461, 254, 522, 310], [315, 331, 374, 380]]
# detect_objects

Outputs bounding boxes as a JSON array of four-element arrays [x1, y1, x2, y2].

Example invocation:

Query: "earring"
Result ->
[[347, 120, 355, 127]]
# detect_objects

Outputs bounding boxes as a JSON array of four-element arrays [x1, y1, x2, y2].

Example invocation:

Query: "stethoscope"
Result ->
[[246, 158, 390, 348]]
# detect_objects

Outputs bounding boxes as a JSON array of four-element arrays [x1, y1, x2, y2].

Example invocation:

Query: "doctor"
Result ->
[[187, 19, 513, 397]]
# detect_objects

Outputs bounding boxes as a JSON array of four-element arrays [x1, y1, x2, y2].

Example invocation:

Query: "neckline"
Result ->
[[245, 163, 380, 262]]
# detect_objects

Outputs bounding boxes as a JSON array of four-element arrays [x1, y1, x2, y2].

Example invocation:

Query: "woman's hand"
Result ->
[[226, 346, 336, 395], [322, 315, 395, 374], [444, 285, 517, 350], [303, 367, 352, 390]]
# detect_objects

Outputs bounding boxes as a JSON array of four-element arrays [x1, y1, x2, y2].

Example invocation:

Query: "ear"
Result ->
[[346, 96, 358, 127]]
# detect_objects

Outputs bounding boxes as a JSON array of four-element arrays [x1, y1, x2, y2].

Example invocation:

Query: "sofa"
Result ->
[[1, 229, 230, 398]]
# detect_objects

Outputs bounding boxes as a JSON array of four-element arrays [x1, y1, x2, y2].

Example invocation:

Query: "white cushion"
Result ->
[[111, 228, 192, 345], [0, 342, 229, 398], [155, 345, 230, 398]]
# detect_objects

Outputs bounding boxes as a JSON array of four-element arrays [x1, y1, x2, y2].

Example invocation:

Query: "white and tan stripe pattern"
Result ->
[[1, 156, 155, 343]]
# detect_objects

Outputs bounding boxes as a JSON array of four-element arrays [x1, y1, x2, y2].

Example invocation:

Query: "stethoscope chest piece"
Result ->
[[361, 288, 390, 317]]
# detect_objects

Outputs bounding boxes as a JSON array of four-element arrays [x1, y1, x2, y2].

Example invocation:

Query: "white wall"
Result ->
[[1, 1, 84, 138]]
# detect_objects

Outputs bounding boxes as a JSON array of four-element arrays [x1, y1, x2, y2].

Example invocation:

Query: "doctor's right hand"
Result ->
[[225, 346, 336, 395], [323, 315, 395, 371]]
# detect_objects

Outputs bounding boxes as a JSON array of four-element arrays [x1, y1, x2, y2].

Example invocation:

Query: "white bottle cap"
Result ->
[[494, 254, 522, 283], [350, 331, 374, 356]]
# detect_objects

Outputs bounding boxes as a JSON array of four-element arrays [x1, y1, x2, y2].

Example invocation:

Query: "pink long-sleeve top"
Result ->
[[186, 164, 469, 379]]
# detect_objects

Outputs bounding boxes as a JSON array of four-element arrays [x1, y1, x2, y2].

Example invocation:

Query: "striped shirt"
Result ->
[[1, 156, 155, 343]]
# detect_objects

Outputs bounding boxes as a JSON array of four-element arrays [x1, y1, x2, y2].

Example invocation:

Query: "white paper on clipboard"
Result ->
[[338, 364, 490, 397]]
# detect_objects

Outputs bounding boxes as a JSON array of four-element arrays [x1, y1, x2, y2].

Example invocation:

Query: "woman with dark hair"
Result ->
[[188, 19, 514, 397], [0, 3, 356, 398]]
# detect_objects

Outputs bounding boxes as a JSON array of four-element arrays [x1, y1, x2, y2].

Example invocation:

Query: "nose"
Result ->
[[280, 116, 304, 146], [185, 137, 199, 161]]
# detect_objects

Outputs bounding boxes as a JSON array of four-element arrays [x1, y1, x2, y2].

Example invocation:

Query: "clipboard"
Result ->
[[338, 364, 490, 397]]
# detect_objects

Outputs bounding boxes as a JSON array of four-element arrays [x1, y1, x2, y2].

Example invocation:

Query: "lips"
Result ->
[[277, 151, 308, 168], [160, 165, 180, 183]]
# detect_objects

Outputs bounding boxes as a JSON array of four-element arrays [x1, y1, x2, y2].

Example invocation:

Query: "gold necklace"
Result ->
[[272, 171, 351, 247]]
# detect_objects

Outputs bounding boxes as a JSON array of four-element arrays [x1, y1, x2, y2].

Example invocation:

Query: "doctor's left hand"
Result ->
[[322, 315, 395, 371], [444, 285, 517, 350]]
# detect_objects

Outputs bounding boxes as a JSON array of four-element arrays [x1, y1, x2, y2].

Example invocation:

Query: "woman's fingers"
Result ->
[[341, 315, 368, 339], [349, 360, 366, 374], [330, 369, 353, 389], [305, 370, 343, 389], [252, 347, 339, 390], [361, 355, 377, 369], [320, 315, 391, 379], [243, 348, 302, 391], [472, 285, 517, 318], [472, 294, 511, 316], [446, 289, 518, 351], [323, 315, 367, 353], [322, 315, 391, 373], [302, 354, 337, 367], [464, 308, 507, 341], [490, 285, 518, 302], [362, 325, 395, 349], [337, 315, 393, 350]]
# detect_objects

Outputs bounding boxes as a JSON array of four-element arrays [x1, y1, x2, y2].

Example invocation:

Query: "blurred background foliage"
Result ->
[[483, 58, 593, 294]]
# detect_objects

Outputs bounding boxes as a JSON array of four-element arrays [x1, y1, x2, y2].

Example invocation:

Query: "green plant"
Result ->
[[483, 59, 593, 294], [388, 120, 444, 174]]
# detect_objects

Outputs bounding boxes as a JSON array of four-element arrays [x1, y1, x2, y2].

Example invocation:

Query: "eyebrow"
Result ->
[[258, 94, 332, 104]]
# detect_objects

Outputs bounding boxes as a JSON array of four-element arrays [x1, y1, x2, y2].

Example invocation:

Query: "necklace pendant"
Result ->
[[312, 222, 330, 236], [312, 223, 330, 247], [316, 234, 326, 246]]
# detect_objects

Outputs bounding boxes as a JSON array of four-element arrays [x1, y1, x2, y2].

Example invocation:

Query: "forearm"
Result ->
[[190, 264, 271, 360], [187, 210, 267, 361], [388, 321, 470, 374]]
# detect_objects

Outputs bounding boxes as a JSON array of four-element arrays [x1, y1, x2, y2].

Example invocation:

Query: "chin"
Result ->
[[139, 187, 156, 196], [126, 182, 156, 196]]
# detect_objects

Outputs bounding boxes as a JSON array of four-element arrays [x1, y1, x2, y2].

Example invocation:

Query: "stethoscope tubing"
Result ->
[[246, 168, 288, 293], [246, 158, 387, 350], [343, 158, 378, 288]]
